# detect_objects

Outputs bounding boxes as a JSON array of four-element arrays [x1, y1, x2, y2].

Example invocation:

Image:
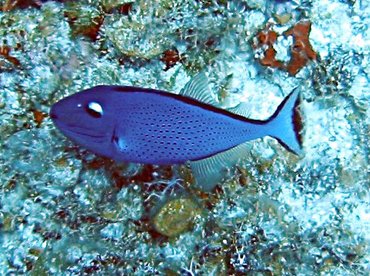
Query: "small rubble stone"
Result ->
[[153, 198, 201, 237]]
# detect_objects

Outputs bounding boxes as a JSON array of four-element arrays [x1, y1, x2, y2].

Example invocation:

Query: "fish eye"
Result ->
[[85, 102, 103, 118]]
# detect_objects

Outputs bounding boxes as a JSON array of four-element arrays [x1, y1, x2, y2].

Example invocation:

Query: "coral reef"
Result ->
[[0, 0, 369, 274]]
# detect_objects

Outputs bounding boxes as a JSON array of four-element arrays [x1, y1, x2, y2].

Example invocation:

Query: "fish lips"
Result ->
[[50, 110, 107, 143], [49, 104, 59, 120]]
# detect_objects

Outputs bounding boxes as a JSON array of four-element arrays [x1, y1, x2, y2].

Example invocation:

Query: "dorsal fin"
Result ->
[[188, 142, 253, 191], [227, 102, 252, 118], [180, 72, 218, 106]]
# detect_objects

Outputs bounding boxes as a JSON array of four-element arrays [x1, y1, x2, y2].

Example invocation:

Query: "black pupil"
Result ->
[[85, 104, 102, 118]]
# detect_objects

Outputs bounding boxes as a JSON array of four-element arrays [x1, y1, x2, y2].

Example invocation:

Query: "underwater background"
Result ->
[[0, 0, 369, 274]]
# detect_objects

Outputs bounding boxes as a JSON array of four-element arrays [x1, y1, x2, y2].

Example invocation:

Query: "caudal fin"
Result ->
[[267, 88, 303, 155]]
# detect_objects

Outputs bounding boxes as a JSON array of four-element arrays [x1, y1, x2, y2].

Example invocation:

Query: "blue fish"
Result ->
[[50, 73, 302, 190]]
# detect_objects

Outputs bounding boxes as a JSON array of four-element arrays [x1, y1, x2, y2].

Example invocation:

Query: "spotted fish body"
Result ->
[[50, 74, 302, 188], [109, 88, 271, 164]]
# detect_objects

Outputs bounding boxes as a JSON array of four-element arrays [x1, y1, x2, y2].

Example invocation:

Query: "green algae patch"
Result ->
[[153, 198, 201, 238]]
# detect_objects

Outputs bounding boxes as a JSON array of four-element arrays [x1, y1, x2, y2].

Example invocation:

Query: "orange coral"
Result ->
[[32, 110, 47, 127], [161, 49, 182, 71], [253, 20, 317, 76], [1, 0, 41, 11], [260, 47, 284, 68], [253, 26, 284, 69], [256, 27, 278, 46], [284, 21, 317, 75], [0, 45, 21, 67]]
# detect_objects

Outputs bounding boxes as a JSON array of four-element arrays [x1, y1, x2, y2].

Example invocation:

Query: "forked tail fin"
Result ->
[[267, 88, 303, 155]]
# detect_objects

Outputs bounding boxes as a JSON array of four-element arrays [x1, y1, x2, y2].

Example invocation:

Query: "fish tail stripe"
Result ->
[[267, 88, 303, 155]]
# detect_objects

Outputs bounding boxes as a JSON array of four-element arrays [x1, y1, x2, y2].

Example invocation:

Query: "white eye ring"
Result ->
[[86, 102, 104, 118], [88, 102, 103, 114]]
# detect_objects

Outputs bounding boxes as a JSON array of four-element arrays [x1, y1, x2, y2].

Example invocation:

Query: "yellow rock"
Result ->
[[153, 198, 201, 237]]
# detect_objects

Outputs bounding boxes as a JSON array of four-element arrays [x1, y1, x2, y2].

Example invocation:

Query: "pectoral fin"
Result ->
[[113, 136, 129, 152]]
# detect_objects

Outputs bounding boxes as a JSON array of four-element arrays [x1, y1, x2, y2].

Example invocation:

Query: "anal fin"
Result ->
[[188, 142, 253, 191]]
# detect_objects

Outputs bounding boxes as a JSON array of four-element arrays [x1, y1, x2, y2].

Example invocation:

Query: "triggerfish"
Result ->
[[50, 73, 303, 190]]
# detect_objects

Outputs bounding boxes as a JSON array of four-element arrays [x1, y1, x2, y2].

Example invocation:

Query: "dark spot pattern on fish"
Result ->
[[50, 73, 303, 189]]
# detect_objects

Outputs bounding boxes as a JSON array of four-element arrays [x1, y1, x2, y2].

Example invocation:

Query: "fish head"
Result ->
[[50, 86, 119, 159]]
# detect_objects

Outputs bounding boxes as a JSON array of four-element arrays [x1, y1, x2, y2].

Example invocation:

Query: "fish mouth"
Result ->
[[49, 109, 58, 120], [67, 125, 106, 139], [53, 120, 107, 142], [49, 105, 57, 119]]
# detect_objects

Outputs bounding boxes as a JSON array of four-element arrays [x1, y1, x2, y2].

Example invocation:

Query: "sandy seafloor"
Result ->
[[0, 0, 369, 275]]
